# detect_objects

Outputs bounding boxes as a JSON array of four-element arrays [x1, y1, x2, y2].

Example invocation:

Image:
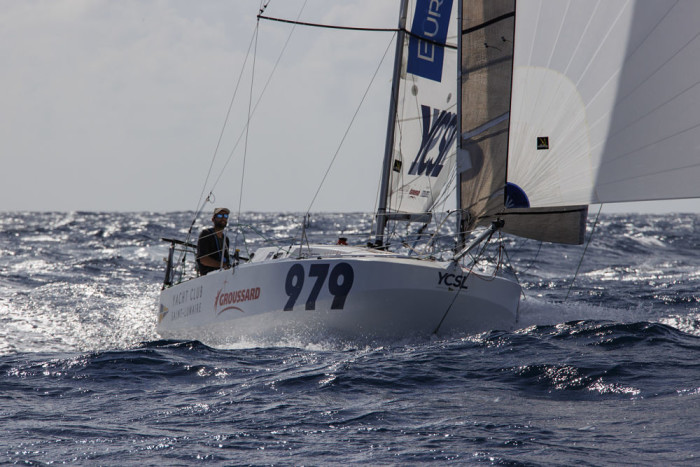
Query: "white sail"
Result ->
[[458, 0, 587, 244], [507, 0, 700, 208], [387, 0, 459, 217]]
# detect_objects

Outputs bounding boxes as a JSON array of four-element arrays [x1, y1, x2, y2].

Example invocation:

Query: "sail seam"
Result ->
[[598, 86, 700, 166], [597, 159, 700, 189], [462, 56, 513, 76], [562, 0, 601, 77], [574, 0, 632, 88], [461, 12, 515, 36], [587, 1, 680, 117], [592, 33, 700, 158]]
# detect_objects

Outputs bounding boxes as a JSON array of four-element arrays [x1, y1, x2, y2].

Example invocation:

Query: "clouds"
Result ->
[[2, 1, 694, 213], [1, 2, 222, 207], [0, 0, 398, 212]]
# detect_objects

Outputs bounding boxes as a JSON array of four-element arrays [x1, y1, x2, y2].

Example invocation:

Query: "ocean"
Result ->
[[1, 211, 698, 465]]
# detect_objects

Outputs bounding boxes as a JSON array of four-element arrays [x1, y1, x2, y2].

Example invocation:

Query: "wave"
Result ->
[[1, 212, 699, 357]]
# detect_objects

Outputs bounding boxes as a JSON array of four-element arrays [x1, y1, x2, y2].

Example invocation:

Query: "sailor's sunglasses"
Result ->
[[215, 213, 229, 219]]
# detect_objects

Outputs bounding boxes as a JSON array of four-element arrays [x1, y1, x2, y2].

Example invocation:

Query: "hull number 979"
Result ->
[[284, 263, 354, 311]]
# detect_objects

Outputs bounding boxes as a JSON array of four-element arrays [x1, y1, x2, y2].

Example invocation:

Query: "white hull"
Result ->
[[157, 246, 521, 345]]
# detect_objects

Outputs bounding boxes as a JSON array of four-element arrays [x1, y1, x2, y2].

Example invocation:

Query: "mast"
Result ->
[[455, 0, 464, 247], [373, 0, 409, 247]]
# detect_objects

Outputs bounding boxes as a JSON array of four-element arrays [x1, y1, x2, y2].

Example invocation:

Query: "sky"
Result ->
[[1, 0, 698, 214]]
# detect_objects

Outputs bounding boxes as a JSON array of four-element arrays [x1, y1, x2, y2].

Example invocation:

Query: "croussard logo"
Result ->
[[214, 287, 261, 314]]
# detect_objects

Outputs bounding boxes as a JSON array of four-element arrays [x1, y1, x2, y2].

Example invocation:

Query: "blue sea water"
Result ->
[[1, 211, 699, 465]]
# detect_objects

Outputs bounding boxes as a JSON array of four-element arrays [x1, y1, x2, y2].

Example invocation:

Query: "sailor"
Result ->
[[197, 207, 232, 275]]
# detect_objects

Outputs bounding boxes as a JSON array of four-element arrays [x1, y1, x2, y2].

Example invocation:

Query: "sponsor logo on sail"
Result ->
[[214, 287, 261, 314], [408, 105, 457, 178], [407, 0, 454, 82]]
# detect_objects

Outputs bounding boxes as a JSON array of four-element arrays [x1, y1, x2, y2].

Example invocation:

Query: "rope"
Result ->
[[421, 209, 457, 255], [498, 234, 525, 297], [520, 240, 543, 274], [563, 204, 604, 302], [432, 228, 498, 335], [183, 20, 258, 250], [177, 0, 281, 275], [193, 31, 257, 219], [233, 18, 262, 258], [258, 14, 397, 33], [208, 0, 310, 195], [257, 15, 458, 51], [238, 19, 259, 225]]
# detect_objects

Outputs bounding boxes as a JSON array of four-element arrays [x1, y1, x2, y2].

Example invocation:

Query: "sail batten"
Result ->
[[462, 113, 510, 141], [462, 11, 515, 35]]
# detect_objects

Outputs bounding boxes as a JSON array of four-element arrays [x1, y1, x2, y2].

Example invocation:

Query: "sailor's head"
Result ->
[[212, 207, 230, 226]]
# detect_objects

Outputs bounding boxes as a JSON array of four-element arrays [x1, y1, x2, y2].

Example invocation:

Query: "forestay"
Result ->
[[507, 0, 700, 208]]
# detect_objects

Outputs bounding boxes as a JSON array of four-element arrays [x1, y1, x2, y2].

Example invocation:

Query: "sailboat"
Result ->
[[157, 0, 700, 344]]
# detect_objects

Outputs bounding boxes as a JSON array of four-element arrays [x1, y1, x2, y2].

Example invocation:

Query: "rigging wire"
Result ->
[[238, 19, 260, 225], [497, 233, 526, 303], [190, 3, 273, 227], [294, 31, 396, 249], [304, 31, 397, 215], [494, 236, 543, 301], [176, 10, 264, 277], [207, 0, 311, 196], [370, 172, 383, 238], [180, 25, 259, 252], [175, 0, 295, 274], [257, 5, 461, 246], [432, 228, 498, 335], [257, 14, 458, 50], [519, 239, 543, 274], [420, 209, 457, 255], [193, 27, 258, 219], [563, 204, 604, 302], [258, 14, 397, 33], [232, 15, 262, 256]]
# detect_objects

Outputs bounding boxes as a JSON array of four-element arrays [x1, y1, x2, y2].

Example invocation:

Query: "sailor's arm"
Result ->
[[198, 255, 230, 269]]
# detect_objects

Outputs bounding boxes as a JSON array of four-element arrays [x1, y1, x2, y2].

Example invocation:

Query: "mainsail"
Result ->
[[459, 0, 587, 244], [377, 0, 459, 228], [506, 0, 700, 208]]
